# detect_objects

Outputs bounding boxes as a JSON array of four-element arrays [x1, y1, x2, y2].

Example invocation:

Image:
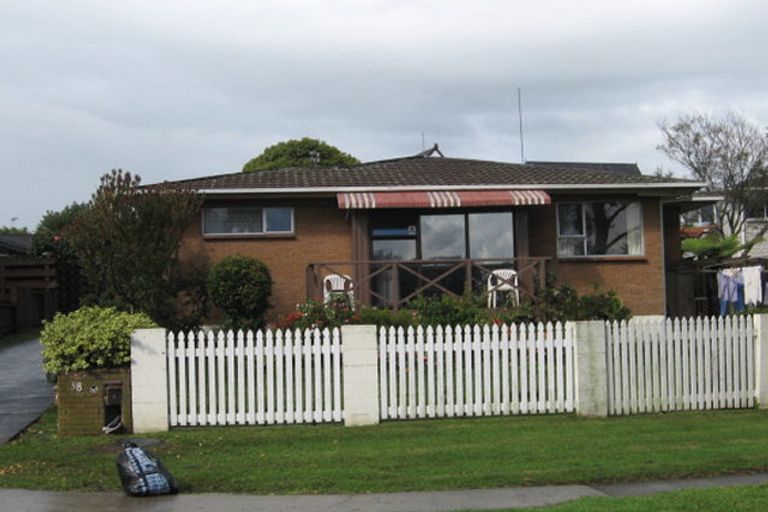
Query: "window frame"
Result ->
[[556, 201, 644, 258], [202, 206, 295, 237]]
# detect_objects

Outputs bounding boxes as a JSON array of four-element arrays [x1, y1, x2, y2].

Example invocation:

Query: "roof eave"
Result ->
[[197, 182, 706, 195]]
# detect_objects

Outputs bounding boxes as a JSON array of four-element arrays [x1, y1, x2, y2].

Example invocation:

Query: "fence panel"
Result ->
[[167, 328, 342, 427], [606, 316, 756, 415], [377, 321, 576, 420]]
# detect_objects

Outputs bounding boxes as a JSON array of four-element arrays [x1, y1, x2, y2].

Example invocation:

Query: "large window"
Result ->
[[557, 202, 643, 256], [420, 214, 466, 259], [203, 206, 294, 235], [468, 212, 514, 259]]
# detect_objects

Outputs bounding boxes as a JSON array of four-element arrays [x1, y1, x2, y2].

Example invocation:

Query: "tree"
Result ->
[[658, 112, 768, 236], [0, 226, 29, 235], [242, 137, 360, 172], [66, 170, 205, 328], [32, 202, 88, 256], [32, 203, 89, 313]]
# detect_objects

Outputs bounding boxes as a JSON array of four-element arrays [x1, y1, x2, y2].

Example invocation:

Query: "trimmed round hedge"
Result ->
[[40, 306, 156, 375], [208, 255, 273, 329]]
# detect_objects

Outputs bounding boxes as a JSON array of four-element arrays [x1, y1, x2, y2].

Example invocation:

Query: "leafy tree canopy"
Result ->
[[66, 170, 204, 328], [32, 202, 88, 256], [0, 226, 30, 235], [242, 137, 360, 172], [681, 233, 764, 261]]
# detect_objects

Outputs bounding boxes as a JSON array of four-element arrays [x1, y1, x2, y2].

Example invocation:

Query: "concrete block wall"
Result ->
[[131, 328, 169, 433]]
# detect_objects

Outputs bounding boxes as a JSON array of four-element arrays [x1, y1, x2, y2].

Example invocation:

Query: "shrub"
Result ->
[[356, 306, 415, 328], [273, 296, 355, 330], [40, 306, 156, 375], [273, 298, 416, 330], [409, 294, 488, 326], [272, 279, 630, 330], [65, 170, 204, 328], [208, 255, 272, 329], [531, 275, 631, 323]]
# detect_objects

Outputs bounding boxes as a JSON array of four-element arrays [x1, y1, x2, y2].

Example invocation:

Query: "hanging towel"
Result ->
[[742, 266, 763, 306]]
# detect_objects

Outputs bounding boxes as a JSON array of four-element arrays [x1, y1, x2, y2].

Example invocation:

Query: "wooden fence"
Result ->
[[167, 328, 342, 427], [377, 322, 576, 420], [606, 316, 755, 415], [0, 257, 58, 334]]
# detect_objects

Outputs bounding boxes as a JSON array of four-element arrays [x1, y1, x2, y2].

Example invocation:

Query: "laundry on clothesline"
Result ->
[[716, 265, 764, 315]]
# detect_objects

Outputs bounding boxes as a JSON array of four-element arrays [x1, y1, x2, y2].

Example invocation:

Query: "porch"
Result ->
[[305, 257, 549, 310]]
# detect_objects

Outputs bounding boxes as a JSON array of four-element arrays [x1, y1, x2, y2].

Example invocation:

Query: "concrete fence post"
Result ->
[[573, 320, 609, 417], [341, 324, 380, 426], [754, 314, 768, 409], [131, 328, 170, 433]]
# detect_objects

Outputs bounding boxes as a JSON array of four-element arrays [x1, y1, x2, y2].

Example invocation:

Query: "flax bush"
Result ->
[[40, 306, 156, 375]]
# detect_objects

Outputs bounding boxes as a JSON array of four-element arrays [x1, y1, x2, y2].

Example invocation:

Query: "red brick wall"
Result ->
[[180, 195, 669, 319], [179, 198, 353, 320], [528, 197, 666, 315]]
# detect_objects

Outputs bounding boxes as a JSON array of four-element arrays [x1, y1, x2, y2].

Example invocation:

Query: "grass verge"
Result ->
[[2, 408, 768, 494], [490, 484, 768, 511]]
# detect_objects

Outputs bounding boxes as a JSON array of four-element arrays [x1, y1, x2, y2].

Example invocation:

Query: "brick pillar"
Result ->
[[341, 325, 379, 426], [131, 328, 170, 433], [574, 320, 609, 417]]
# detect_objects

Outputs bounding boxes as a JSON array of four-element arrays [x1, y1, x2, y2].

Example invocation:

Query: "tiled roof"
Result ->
[[525, 161, 641, 176], [161, 155, 700, 191], [0, 234, 33, 255]]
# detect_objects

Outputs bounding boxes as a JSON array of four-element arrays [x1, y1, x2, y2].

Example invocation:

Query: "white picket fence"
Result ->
[[606, 316, 756, 415], [378, 323, 576, 420], [167, 328, 343, 427], [154, 315, 760, 431]]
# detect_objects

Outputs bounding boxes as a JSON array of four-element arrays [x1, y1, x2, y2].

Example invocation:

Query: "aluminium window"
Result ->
[[203, 206, 294, 235], [556, 202, 643, 256]]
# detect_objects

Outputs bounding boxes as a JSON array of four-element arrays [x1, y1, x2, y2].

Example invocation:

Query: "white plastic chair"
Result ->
[[323, 273, 354, 305], [487, 269, 519, 308]]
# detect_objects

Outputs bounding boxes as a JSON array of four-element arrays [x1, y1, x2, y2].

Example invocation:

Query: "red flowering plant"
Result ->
[[273, 296, 356, 330]]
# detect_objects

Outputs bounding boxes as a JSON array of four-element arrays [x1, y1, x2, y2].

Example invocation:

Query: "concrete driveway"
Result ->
[[0, 336, 54, 443]]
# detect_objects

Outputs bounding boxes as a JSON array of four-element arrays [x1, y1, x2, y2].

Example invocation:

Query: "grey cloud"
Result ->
[[1, 0, 767, 228]]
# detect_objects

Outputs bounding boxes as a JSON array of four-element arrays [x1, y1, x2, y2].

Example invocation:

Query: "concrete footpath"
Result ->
[[0, 337, 54, 444], [1, 473, 767, 512]]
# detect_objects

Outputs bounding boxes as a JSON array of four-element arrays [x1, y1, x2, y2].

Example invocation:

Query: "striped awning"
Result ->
[[337, 190, 550, 209]]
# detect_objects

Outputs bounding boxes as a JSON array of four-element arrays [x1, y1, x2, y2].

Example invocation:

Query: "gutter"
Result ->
[[198, 182, 707, 195]]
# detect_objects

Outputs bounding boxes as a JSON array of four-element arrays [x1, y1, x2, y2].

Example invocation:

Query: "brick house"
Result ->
[[166, 150, 705, 319]]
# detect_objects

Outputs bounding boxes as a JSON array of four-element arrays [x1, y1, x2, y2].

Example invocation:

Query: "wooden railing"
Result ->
[[306, 257, 549, 310]]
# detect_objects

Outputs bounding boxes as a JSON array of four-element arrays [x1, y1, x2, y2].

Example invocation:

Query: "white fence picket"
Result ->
[[166, 327, 341, 427], [373, 320, 575, 421], [604, 315, 757, 416], [167, 333, 178, 426]]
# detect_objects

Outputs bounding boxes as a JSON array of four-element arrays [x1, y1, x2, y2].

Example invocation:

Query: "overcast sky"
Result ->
[[1, 0, 767, 229]]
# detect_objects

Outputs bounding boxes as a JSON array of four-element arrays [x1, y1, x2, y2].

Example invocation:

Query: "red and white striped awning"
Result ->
[[337, 190, 550, 209]]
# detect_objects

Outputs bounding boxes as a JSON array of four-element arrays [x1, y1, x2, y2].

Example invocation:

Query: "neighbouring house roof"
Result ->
[[680, 225, 718, 239], [0, 234, 33, 255], [161, 154, 703, 195], [525, 161, 641, 176]]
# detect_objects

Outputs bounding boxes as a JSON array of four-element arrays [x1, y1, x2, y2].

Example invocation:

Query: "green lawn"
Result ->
[[2, 408, 768, 494], [495, 484, 768, 511]]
